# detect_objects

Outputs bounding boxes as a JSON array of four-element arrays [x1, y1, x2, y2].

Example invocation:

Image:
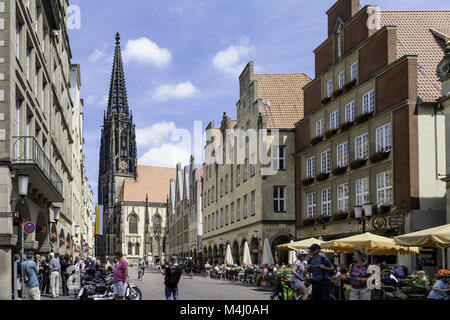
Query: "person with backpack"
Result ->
[[291, 250, 309, 300], [160, 256, 182, 300], [21, 251, 41, 300], [348, 250, 371, 300], [306, 244, 334, 300]]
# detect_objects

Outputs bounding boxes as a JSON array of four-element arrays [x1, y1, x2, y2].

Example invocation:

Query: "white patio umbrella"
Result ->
[[224, 244, 234, 265], [262, 238, 275, 266], [242, 241, 252, 265], [288, 241, 296, 265]]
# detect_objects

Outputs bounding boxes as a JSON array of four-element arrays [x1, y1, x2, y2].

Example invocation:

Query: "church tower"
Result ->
[[98, 33, 137, 254]]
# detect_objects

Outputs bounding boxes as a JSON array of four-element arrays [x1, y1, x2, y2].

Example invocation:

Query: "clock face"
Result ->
[[119, 161, 128, 170]]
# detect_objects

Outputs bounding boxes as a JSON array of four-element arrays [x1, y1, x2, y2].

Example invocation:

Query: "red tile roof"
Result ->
[[254, 73, 311, 128]]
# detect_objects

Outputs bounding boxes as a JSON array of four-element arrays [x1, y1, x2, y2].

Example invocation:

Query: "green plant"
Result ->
[[350, 159, 367, 170], [355, 112, 373, 125], [303, 218, 315, 226], [311, 136, 323, 146], [401, 275, 432, 296], [331, 212, 348, 222], [324, 129, 338, 139], [256, 274, 276, 287], [332, 166, 347, 176], [369, 151, 391, 164], [339, 121, 353, 132], [332, 89, 343, 99], [302, 177, 315, 186], [343, 79, 357, 92], [321, 97, 331, 105], [316, 172, 330, 182]]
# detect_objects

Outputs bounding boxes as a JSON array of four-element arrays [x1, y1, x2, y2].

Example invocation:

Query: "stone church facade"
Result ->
[[97, 33, 175, 264]]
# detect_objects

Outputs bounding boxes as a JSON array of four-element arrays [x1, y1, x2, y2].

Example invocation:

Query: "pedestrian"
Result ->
[[49, 252, 61, 298], [306, 244, 334, 301], [60, 254, 71, 296], [13, 254, 22, 298], [21, 251, 41, 300], [160, 256, 182, 300], [349, 250, 371, 300], [75, 256, 85, 271], [291, 250, 309, 300], [138, 258, 146, 280], [113, 252, 128, 300], [35, 254, 43, 290], [41, 254, 51, 294], [427, 270, 449, 300], [392, 264, 405, 279]]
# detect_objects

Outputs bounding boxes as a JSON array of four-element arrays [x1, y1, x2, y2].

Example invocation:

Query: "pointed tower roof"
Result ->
[[107, 32, 129, 115]]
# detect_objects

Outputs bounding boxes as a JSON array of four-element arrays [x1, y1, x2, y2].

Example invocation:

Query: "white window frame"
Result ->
[[327, 79, 333, 98], [376, 123, 392, 153], [351, 62, 358, 81], [338, 71, 345, 89], [330, 110, 339, 130], [356, 177, 370, 206], [307, 193, 316, 218], [337, 142, 349, 167], [274, 187, 286, 213], [345, 101, 356, 123], [362, 90, 375, 114], [355, 133, 369, 160], [244, 195, 248, 218], [237, 165, 241, 186], [316, 119, 324, 137], [321, 188, 331, 216], [377, 171, 393, 205], [251, 191, 256, 216], [237, 198, 241, 221], [337, 184, 349, 213], [306, 156, 316, 179], [231, 202, 235, 223], [274, 146, 286, 171], [321, 150, 331, 174]]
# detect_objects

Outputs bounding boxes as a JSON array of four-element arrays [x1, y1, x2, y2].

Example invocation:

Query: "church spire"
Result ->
[[107, 32, 129, 116]]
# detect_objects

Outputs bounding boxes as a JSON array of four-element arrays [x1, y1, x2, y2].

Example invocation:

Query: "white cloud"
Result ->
[[135, 121, 177, 147], [99, 95, 108, 107], [123, 37, 172, 67], [213, 39, 255, 75], [152, 81, 200, 102], [88, 41, 109, 63], [138, 143, 190, 168]]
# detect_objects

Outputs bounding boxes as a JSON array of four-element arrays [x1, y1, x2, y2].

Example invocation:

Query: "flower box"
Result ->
[[302, 178, 315, 186], [332, 89, 343, 99], [332, 166, 347, 176], [331, 212, 348, 222], [303, 218, 315, 226], [321, 97, 331, 105], [347, 210, 355, 220], [311, 136, 323, 146], [350, 159, 367, 170], [343, 79, 357, 92], [316, 172, 330, 182], [324, 129, 338, 139], [339, 121, 353, 132], [376, 204, 392, 215], [369, 151, 391, 164], [355, 112, 373, 125]]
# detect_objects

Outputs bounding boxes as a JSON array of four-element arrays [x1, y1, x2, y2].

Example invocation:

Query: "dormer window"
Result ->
[[334, 18, 344, 60]]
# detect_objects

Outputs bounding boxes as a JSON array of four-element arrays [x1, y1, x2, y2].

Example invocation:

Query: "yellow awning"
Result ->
[[321, 232, 419, 256], [278, 238, 325, 251], [394, 224, 450, 248]]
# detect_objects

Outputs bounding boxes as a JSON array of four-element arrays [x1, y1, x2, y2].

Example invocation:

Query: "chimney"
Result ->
[[326, 0, 360, 36]]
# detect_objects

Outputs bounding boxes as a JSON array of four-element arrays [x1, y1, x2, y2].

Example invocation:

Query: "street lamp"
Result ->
[[355, 203, 373, 233], [17, 175, 29, 197], [52, 205, 61, 223]]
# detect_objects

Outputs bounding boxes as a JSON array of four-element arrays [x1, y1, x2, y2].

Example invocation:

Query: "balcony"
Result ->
[[12, 136, 64, 202]]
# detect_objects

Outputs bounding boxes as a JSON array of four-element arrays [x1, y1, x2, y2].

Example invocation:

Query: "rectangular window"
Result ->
[[321, 189, 331, 216], [377, 171, 393, 205], [274, 187, 286, 213], [362, 90, 375, 114], [34, 67, 39, 96], [338, 71, 345, 89], [337, 142, 349, 167], [337, 184, 349, 213], [225, 205, 229, 225], [306, 156, 316, 179], [327, 79, 333, 98], [307, 193, 316, 218], [216, 211, 219, 229], [16, 23, 21, 58], [250, 153, 256, 176], [351, 62, 358, 81], [220, 179, 224, 197], [237, 198, 241, 221], [237, 165, 241, 186], [330, 110, 339, 130], [316, 119, 324, 137], [376, 123, 392, 153], [220, 208, 224, 227], [321, 150, 331, 174], [356, 177, 370, 206], [274, 146, 286, 171], [231, 202, 235, 223], [26, 47, 31, 80], [244, 195, 248, 218], [244, 159, 248, 181], [355, 133, 369, 160], [345, 101, 355, 123], [251, 191, 256, 216]]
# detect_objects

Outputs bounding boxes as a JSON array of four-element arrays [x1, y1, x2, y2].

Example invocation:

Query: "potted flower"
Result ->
[[332, 89, 343, 99], [316, 172, 330, 182], [303, 218, 316, 226], [401, 275, 432, 300], [331, 212, 348, 222], [332, 166, 347, 176], [350, 159, 367, 170], [369, 150, 391, 164], [355, 112, 373, 125], [377, 204, 392, 215], [343, 79, 357, 92], [302, 177, 315, 186], [321, 97, 332, 105], [311, 136, 323, 146], [339, 121, 353, 132], [324, 129, 338, 139]]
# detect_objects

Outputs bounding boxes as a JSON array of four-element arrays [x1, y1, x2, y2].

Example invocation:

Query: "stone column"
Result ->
[[0, 167, 15, 300]]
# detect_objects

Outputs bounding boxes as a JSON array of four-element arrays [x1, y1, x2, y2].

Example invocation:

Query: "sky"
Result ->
[[67, 0, 450, 201]]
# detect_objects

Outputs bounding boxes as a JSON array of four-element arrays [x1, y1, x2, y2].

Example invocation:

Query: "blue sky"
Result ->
[[67, 0, 450, 201]]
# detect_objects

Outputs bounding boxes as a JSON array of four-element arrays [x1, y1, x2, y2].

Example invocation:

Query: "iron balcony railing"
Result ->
[[12, 136, 63, 196]]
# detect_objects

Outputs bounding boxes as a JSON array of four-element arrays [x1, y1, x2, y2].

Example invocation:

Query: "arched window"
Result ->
[[135, 243, 140, 256], [129, 214, 138, 234], [128, 243, 133, 256], [153, 214, 162, 233]]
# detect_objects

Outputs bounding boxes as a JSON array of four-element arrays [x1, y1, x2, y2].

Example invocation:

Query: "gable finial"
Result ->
[[115, 32, 120, 45]]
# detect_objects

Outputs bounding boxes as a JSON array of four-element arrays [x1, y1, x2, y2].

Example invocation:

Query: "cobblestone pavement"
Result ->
[[41, 267, 272, 301]]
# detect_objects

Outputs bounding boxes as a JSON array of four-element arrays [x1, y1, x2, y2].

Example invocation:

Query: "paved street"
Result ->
[[41, 267, 272, 300]]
